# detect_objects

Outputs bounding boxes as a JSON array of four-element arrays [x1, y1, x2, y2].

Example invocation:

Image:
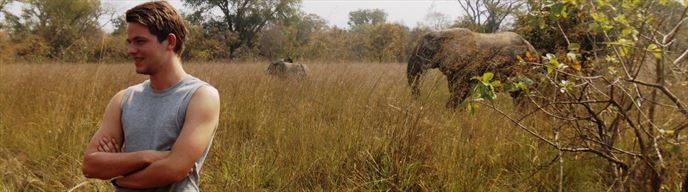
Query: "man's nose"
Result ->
[[127, 44, 137, 55]]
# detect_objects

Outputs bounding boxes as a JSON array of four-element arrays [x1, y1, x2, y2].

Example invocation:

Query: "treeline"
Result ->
[[0, 0, 687, 64], [0, 0, 463, 64], [0, 0, 424, 63]]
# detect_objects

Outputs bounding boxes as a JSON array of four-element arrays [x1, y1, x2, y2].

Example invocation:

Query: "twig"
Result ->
[[627, 79, 688, 117]]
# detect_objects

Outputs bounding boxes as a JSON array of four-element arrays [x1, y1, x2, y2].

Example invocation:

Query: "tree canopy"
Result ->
[[347, 8, 387, 28], [183, 0, 301, 59]]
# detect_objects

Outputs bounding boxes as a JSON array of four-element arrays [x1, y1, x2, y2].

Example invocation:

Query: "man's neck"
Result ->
[[149, 56, 187, 91]]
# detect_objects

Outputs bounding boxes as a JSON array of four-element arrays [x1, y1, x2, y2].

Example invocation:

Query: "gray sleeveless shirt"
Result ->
[[118, 75, 216, 192]]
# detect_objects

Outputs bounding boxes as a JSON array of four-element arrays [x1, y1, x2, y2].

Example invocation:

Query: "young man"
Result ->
[[81, 1, 220, 191]]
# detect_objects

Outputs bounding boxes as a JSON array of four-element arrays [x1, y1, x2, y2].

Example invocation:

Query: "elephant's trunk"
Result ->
[[407, 51, 426, 99]]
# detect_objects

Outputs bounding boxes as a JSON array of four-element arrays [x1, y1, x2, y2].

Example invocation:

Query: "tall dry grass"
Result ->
[[0, 62, 606, 191]]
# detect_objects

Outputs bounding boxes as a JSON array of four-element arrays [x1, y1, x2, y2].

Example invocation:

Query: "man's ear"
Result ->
[[166, 33, 177, 51]]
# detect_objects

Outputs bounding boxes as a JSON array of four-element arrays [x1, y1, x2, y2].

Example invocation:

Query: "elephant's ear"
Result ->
[[422, 32, 441, 51]]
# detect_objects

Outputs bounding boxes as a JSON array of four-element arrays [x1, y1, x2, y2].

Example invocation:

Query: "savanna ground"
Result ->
[[1, 62, 614, 191]]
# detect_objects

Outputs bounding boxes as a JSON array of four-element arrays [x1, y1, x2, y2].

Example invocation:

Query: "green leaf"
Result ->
[[491, 80, 501, 88], [520, 77, 534, 86], [479, 85, 496, 100], [516, 82, 529, 90], [568, 43, 580, 51], [482, 72, 494, 82], [550, 3, 567, 18], [505, 77, 532, 93], [648, 44, 662, 59], [607, 66, 618, 75], [621, 28, 633, 36], [614, 38, 633, 46], [612, 39, 633, 57], [619, 47, 628, 57], [466, 102, 478, 115], [647, 44, 657, 50], [545, 53, 563, 74], [605, 55, 620, 64], [591, 11, 611, 30], [613, 15, 629, 26], [504, 83, 517, 92]]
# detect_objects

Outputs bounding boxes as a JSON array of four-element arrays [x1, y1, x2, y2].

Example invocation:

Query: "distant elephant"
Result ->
[[407, 28, 537, 108], [266, 57, 309, 79]]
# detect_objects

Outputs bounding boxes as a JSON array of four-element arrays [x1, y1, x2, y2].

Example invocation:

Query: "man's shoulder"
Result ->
[[113, 81, 149, 103], [186, 75, 217, 94], [193, 85, 219, 101], [184, 84, 220, 112]]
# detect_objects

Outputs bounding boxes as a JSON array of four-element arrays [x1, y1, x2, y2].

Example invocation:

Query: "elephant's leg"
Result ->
[[410, 75, 422, 99], [446, 89, 461, 109], [445, 75, 471, 109], [447, 86, 471, 109]]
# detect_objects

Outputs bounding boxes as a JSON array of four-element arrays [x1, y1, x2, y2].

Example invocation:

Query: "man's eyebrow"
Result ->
[[127, 36, 148, 43]]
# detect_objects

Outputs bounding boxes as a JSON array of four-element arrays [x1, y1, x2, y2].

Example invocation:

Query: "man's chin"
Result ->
[[135, 67, 151, 75]]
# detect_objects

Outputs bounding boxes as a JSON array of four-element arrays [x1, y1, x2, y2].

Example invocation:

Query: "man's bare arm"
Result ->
[[115, 86, 220, 189], [82, 90, 168, 179]]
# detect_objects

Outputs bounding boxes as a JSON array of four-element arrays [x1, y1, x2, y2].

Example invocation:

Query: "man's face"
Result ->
[[126, 22, 170, 75]]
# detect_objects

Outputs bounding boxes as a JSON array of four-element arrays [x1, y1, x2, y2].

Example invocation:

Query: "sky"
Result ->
[[98, 0, 464, 31]]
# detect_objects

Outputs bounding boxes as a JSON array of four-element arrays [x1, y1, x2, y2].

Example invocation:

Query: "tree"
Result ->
[[456, 0, 523, 33], [183, 0, 301, 59], [0, 0, 104, 62], [110, 15, 126, 36], [0, 0, 11, 17], [422, 11, 451, 31], [469, 0, 688, 191], [347, 9, 386, 28], [184, 20, 229, 61], [0, 0, 11, 13], [514, 0, 604, 62], [314, 26, 356, 62], [366, 23, 409, 62], [22, 0, 104, 61], [292, 13, 328, 46], [258, 13, 328, 60]]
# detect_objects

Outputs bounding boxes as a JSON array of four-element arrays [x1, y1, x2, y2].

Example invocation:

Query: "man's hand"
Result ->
[[83, 90, 169, 180], [98, 137, 121, 153], [96, 137, 170, 160], [113, 85, 220, 189]]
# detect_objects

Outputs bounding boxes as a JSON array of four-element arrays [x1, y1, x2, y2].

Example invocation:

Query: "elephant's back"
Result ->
[[476, 32, 525, 48], [440, 29, 480, 54]]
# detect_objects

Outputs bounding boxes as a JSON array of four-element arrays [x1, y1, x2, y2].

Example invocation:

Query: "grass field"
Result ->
[[0, 62, 611, 191]]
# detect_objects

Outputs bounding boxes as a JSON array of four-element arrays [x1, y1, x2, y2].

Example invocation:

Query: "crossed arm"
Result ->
[[82, 86, 220, 189]]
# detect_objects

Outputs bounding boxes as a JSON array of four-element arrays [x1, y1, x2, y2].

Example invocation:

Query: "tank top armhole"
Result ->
[[120, 87, 134, 111], [176, 83, 211, 128]]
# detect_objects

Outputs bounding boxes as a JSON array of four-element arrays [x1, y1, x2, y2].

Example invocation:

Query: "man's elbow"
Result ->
[[82, 154, 110, 179], [164, 165, 192, 182], [82, 161, 102, 179], [167, 171, 189, 183], [151, 162, 192, 184], [82, 164, 94, 178]]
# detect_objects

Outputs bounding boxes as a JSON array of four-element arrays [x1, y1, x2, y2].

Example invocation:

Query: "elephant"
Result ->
[[266, 57, 309, 79], [407, 28, 538, 108]]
